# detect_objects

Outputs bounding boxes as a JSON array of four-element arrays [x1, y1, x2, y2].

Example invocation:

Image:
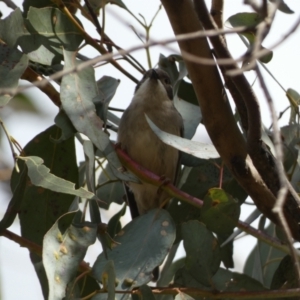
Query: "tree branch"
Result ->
[[161, 0, 300, 240]]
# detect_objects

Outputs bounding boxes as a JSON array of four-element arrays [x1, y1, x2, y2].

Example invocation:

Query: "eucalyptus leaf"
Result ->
[[53, 110, 77, 143], [0, 167, 27, 231], [92, 209, 176, 291], [96, 162, 124, 207], [244, 222, 286, 287], [146, 115, 219, 160], [174, 96, 202, 139], [12, 125, 79, 296], [43, 212, 97, 300], [95, 76, 120, 122], [182, 220, 221, 286], [0, 44, 28, 106], [61, 50, 135, 182], [227, 13, 273, 63], [201, 188, 240, 236], [269, 0, 294, 14], [19, 156, 94, 199]]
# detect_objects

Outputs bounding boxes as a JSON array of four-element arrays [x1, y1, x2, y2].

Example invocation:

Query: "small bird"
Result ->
[[117, 69, 183, 216]]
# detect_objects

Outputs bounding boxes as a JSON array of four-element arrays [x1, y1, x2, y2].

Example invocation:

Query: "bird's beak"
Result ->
[[150, 69, 159, 80]]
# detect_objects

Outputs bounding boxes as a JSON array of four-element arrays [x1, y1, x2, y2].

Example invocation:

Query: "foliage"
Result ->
[[0, 0, 300, 299]]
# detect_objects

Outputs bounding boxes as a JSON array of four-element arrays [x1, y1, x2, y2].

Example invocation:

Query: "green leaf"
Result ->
[[43, 212, 97, 300], [182, 220, 221, 286], [174, 96, 202, 139], [280, 124, 299, 173], [201, 188, 240, 236], [244, 222, 286, 287], [177, 79, 198, 106], [227, 13, 273, 64], [286, 88, 300, 125], [92, 209, 176, 291], [25, 7, 84, 64], [138, 285, 156, 300], [271, 254, 297, 290], [0, 167, 27, 231], [96, 162, 124, 207], [0, 44, 28, 106], [12, 125, 80, 296], [0, 8, 27, 49], [107, 203, 126, 238], [61, 50, 135, 183], [227, 12, 262, 29], [53, 110, 77, 143], [95, 75, 120, 123], [19, 156, 94, 199], [213, 268, 267, 292], [145, 115, 219, 160], [269, 0, 294, 14], [23, 0, 56, 16], [158, 54, 201, 138], [0, 7, 84, 66], [175, 267, 266, 299]]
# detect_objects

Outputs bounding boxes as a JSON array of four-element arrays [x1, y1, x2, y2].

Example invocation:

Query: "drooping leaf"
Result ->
[[23, 0, 56, 16], [182, 220, 221, 286], [286, 88, 300, 125], [201, 188, 240, 236], [107, 203, 126, 238], [60, 50, 136, 183], [92, 209, 176, 291], [96, 162, 124, 207], [0, 7, 84, 66], [271, 254, 297, 291], [0, 44, 28, 106], [175, 267, 266, 298], [158, 53, 180, 86], [174, 96, 202, 139], [213, 268, 267, 292], [244, 222, 286, 287], [177, 79, 198, 106], [227, 13, 273, 63], [227, 12, 262, 29], [0, 167, 27, 231], [0, 8, 27, 50], [19, 156, 94, 199], [95, 75, 120, 123], [145, 115, 219, 160], [24, 7, 83, 64], [43, 212, 97, 300], [53, 110, 77, 143], [158, 54, 201, 138], [12, 125, 79, 296], [269, 0, 294, 14]]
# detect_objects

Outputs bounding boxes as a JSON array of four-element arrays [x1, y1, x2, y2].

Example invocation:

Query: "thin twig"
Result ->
[[0, 26, 264, 97], [256, 65, 300, 286], [115, 146, 293, 255], [86, 286, 300, 299]]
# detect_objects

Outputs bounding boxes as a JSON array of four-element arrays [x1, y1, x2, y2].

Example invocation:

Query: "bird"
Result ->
[[117, 68, 183, 216]]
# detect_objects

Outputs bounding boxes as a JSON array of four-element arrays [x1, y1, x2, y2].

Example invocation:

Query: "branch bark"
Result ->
[[160, 0, 300, 240]]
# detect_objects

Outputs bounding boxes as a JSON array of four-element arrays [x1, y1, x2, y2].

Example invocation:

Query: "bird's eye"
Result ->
[[164, 78, 171, 85]]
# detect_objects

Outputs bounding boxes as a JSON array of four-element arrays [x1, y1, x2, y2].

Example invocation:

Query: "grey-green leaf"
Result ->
[[0, 44, 28, 105], [19, 156, 94, 199], [146, 115, 219, 159], [182, 220, 221, 286], [92, 209, 176, 291], [61, 50, 135, 182], [43, 212, 97, 300]]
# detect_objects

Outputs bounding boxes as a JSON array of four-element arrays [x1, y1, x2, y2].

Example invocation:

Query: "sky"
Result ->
[[0, 0, 300, 299]]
